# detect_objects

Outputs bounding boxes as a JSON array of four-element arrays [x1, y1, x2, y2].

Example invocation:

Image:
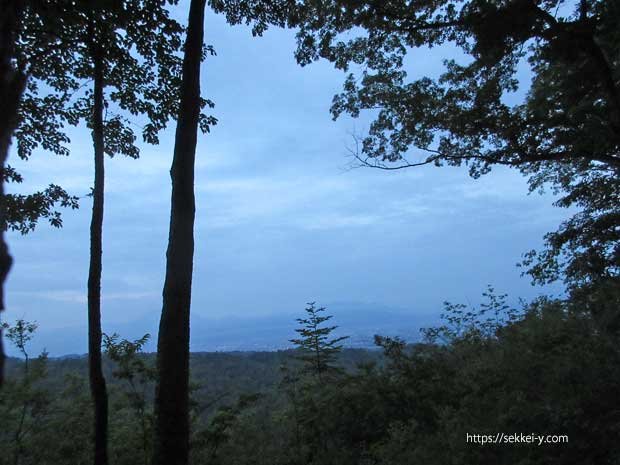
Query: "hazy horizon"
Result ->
[[4, 2, 566, 356]]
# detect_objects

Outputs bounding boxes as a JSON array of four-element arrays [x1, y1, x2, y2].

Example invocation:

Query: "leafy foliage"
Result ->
[[423, 285, 520, 344], [3, 0, 218, 235], [212, 0, 620, 298], [3, 289, 620, 464], [192, 393, 262, 464], [0, 320, 50, 465], [104, 333, 156, 465], [4, 4, 620, 464], [1, 181, 79, 234]]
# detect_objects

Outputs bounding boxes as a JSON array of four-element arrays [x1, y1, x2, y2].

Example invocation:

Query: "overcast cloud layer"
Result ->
[[4, 5, 567, 355]]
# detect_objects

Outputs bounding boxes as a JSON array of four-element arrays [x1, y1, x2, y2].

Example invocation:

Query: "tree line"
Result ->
[[0, 1, 618, 464], [2, 292, 620, 464]]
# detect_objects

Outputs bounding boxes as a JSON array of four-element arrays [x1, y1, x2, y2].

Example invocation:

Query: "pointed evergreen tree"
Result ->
[[290, 302, 349, 382]]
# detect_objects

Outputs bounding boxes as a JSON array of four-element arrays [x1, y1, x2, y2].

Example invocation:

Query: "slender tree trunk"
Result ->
[[152, 0, 205, 463], [88, 42, 109, 465], [0, 0, 24, 387], [13, 353, 30, 465]]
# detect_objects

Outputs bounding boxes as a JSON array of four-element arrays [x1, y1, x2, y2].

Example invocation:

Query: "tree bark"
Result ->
[[152, 0, 205, 464], [88, 42, 109, 465], [0, 0, 24, 388]]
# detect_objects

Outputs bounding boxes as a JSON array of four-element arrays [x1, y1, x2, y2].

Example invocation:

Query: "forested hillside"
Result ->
[[2, 293, 619, 464], [4, 346, 382, 412], [1, 0, 618, 464]]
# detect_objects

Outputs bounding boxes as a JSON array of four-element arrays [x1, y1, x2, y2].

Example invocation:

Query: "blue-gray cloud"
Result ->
[[3, 5, 567, 355]]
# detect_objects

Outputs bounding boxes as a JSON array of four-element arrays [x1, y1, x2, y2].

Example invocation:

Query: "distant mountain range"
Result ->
[[11, 302, 439, 357]]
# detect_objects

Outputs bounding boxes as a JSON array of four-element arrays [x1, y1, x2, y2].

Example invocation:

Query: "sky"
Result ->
[[4, 3, 569, 354]]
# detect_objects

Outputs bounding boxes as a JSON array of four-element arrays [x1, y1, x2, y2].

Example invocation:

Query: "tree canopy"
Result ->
[[2, 1, 619, 463], [213, 0, 620, 299]]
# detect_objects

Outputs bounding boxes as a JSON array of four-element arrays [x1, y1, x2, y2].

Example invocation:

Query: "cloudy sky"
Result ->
[[4, 3, 567, 353]]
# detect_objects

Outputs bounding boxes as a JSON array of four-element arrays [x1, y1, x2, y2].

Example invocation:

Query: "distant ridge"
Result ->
[[7, 302, 438, 357]]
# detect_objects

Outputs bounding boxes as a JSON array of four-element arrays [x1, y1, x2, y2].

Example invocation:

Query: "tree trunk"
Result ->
[[152, 0, 205, 463], [0, 0, 24, 388], [88, 43, 109, 465]]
